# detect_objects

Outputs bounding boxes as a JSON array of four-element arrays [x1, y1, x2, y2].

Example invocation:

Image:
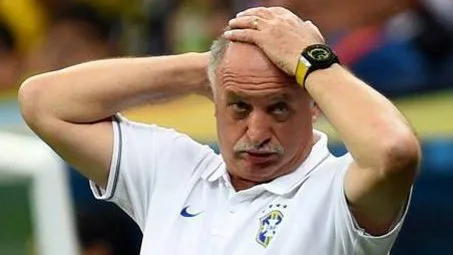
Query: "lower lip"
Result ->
[[244, 153, 277, 164]]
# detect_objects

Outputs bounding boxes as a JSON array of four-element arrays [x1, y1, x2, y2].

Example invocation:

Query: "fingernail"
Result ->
[[224, 30, 233, 37]]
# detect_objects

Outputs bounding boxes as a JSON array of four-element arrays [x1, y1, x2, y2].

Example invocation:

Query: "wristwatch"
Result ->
[[295, 44, 340, 87]]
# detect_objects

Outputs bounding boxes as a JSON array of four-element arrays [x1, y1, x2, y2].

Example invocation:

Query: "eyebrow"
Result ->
[[268, 93, 293, 102], [225, 91, 294, 102], [225, 91, 249, 101]]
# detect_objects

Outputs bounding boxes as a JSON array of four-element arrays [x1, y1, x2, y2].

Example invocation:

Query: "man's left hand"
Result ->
[[225, 7, 325, 76]]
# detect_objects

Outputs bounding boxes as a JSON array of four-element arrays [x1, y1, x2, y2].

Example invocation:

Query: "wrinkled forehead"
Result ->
[[216, 43, 298, 97]]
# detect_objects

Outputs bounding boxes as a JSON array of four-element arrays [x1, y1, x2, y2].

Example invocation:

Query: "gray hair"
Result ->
[[207, 29, 315, 108], [207, 30, 231, 97]]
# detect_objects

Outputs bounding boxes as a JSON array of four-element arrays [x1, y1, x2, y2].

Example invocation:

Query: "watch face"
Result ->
[[307, 46, 331, 61], [297, 44, 339, 86], [301, 44, 339, 72]]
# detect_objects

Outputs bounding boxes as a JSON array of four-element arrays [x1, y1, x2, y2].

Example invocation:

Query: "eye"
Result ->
[[269, 102, 289, 116], [227, 101, 251, 119], [230, 101, 250, 113]]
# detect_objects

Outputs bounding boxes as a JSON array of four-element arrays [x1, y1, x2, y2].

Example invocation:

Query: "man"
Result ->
[[19, 7, 420, 255]]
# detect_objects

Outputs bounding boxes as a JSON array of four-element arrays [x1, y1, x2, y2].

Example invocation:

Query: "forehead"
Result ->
[[217, 43, 298, 98], [225, 90, 295, 103]]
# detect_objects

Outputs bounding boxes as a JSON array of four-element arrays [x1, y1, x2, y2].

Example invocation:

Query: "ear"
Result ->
[[310, 101, 320, 123]]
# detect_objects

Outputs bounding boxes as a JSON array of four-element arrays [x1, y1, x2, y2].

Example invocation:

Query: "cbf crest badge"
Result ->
[[256, 206, 285, 248]]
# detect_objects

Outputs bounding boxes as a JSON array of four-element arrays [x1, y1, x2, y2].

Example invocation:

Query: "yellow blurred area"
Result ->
[[0, 87, 18, 100], [124, 95, 217, 142], [124, 91, 453, 143], [0, 0, 47, 53], [0, 0, 131, 54], [315, 91, 453, 141]]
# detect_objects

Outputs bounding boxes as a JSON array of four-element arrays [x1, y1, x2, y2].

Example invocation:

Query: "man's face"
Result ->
[[214, 43, 316, 186]]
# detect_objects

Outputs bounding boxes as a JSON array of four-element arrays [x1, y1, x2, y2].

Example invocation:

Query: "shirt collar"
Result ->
[[202, 130, 331, 195]]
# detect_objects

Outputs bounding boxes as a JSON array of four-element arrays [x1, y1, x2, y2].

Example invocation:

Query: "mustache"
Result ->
[[234, 143, 284, 155]]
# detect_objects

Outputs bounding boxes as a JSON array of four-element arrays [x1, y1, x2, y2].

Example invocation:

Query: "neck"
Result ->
[[229, 175, 259, 191]]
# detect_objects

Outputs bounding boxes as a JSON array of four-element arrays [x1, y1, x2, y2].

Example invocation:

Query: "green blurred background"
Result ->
[[0, 176, 33, 255]]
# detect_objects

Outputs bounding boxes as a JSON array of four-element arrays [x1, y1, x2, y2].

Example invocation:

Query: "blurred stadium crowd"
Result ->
[[0, 0, 452, 254]]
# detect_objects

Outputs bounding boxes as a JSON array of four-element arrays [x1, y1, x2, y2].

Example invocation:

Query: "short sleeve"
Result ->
[[89, 115, 215, 229], [332, 153, 412, 255]]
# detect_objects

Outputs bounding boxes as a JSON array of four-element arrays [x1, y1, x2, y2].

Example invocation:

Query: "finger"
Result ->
[[267, 7, 299, 19], [236, 7, 272, 19], [223, 29, 259, 44], [267, 6, 289, 14], [229, 16, 263, 30], [304, 20, 325, 42]]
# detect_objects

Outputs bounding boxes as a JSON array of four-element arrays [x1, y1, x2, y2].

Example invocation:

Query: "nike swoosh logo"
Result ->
[[180, 206, 203, 217]]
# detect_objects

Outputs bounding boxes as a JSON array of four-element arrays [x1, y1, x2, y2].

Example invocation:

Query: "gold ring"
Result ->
[[251, 18, 259, 29]]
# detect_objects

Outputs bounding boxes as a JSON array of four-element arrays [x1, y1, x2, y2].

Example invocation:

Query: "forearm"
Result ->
[[19, 52, 209, 124], [305, 64, 417, 169]]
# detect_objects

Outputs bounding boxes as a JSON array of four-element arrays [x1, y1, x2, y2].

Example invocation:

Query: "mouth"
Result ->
[[242, 151, 278, 164]]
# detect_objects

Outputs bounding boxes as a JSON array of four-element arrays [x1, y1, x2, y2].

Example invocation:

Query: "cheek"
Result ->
[[276, 113, 313, 151], [277, 126, 301, 148], [216, 110, 244, 151]]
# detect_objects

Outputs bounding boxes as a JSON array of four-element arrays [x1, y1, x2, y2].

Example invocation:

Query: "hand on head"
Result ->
[[224, 7, 325, 76]]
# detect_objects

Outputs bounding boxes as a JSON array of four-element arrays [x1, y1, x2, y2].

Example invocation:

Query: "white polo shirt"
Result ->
[[90, 116, 410, 255]]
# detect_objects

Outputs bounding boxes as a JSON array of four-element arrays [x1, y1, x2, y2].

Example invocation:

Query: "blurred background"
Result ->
[[0, 0, 452, 254]]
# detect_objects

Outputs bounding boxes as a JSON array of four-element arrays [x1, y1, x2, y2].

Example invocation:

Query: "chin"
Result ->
[[239, 163, 282, 181]]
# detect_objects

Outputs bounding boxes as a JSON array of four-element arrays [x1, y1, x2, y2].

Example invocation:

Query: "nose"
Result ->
[[246, 110, 272, 147]]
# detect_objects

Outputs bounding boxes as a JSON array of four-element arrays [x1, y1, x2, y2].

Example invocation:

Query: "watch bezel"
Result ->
[[302, 44, 339, 69], [295, 44, 340, 87]]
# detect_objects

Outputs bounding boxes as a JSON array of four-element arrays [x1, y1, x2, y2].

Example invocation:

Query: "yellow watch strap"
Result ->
[[295, 55, 311, 88]]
